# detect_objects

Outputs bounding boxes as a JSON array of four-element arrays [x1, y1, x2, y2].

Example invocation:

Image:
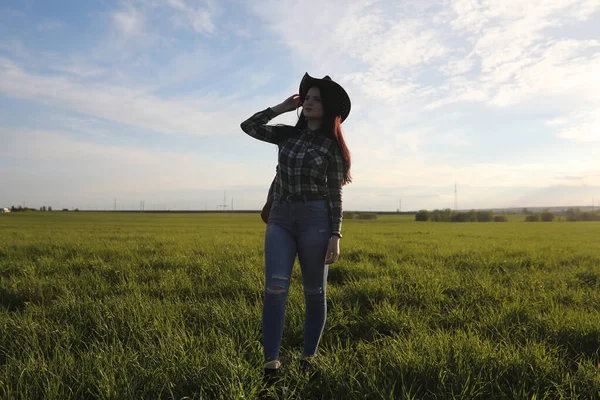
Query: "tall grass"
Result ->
[[1, 212, 599, 399]]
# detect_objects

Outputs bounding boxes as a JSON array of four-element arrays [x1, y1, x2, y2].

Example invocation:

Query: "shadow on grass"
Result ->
[[0, 287, 29, 311]]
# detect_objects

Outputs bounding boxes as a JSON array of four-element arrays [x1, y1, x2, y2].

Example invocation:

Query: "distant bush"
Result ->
[[8, 206, 37, 212], [476, 211, 494, 222], [581, 212, 594, 221], [467, 210, 478, 222], [451, 210, 477, 222], [493, 215, 508, 222], [525, 214, 540, 222], [356, 213, 377, 220], [424, 209, 499, 223], [540, 210, 555, 222], [343, 211, 356, 219], [430, 208, 453, 222], [564, 208, 600, 221], [415, 210, 430, 221], [62, 208, 69, 212]]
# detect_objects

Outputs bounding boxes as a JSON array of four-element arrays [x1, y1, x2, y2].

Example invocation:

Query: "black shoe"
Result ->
[[260, 367, 281, 400], [263, 367, 281, 386], [299, 358, 314, 375]]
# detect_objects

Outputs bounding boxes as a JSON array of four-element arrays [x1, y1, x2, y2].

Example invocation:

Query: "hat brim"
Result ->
[[299, 73, 351, 123]]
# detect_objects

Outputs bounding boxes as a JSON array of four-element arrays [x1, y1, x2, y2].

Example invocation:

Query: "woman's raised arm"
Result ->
[[240, 95, 301, 144]]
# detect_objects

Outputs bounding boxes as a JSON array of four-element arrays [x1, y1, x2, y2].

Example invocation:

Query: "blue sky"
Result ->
[[1, 0, 599, 211]]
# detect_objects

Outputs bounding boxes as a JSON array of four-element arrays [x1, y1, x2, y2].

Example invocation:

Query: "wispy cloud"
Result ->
[[37, 20, 64, 32], [113, 4, 145, 36], [553, 109, 600, 142], [431, 0, 600, 110], [0, 8, 25, 18], [0, 128, 265, 192], [167, 0, 219, 35], [0, 57, 258, 136]]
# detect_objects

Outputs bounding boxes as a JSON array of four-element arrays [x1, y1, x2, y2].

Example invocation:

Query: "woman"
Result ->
[[240, 73, 352, 383]]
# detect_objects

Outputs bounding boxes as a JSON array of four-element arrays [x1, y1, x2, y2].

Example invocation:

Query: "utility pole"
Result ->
[[454, 183, 458, 211], [218, 191, 230, 212], [231, 198, 234, 212], [114, 198, 117, 211]]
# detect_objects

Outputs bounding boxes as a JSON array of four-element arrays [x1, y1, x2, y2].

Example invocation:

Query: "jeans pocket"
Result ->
[[308, 202, 327, 212]]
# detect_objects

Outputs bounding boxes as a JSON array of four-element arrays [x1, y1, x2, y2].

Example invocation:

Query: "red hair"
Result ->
[[331, 116, 352, 185]]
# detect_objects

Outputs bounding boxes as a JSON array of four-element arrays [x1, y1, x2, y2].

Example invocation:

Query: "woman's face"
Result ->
[[302, 87, 324, 120]]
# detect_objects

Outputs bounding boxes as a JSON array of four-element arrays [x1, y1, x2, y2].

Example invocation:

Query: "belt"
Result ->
[[280, 193, 328, 202]]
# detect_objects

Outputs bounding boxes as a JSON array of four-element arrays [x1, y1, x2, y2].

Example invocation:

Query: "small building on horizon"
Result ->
[[1, 208, 10, 213]]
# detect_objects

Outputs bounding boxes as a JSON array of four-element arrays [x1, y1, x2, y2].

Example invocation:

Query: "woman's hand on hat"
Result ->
[[278, 94, 302, 113]]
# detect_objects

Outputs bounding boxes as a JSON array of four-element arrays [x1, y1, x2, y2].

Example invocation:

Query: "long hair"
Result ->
[[295, 89, 352, 185]]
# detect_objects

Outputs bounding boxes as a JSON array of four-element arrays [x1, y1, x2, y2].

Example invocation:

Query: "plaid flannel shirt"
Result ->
[[241, 107, 344, 234]]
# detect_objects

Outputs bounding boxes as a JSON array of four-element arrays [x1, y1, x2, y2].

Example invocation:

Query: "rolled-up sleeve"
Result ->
[[327, 144, 344, 234], [240, 107, 289, 145]]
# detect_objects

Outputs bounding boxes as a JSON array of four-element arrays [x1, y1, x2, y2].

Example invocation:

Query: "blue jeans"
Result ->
[[262, 196, 331, 363]]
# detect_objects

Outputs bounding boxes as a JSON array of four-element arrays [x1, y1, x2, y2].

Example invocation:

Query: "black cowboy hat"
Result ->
[[299, 72, 351, 123]]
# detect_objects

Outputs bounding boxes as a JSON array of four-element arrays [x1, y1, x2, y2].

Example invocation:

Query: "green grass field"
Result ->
[[1, 212, 599, 399]]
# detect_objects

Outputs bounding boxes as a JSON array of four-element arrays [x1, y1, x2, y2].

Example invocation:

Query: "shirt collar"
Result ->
[[304, 126, 320, 135]]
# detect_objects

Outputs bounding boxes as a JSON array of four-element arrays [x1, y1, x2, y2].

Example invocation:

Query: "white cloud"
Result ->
[[488, 40, 600, 107], [166, 0, 187, 10], [396, 130, 426, 153], [439, 57, 476, 76], [251, 0, 600, 114], [165, 0, 219, 35], [546, 118, 569, 126], [355, 157, 600, 190], [554, 109, 600, 142], [436, 130, 471, 147], [250, 0, 450, 104], [0, 8, 25, 18], [113, 4, 145, 36], [417, 3, 600, 116], [0, 57, 260, 137], [3, 127, 595, 211], [51, 59, 109, 78], [37, 20, 64, 32], [0, 128, 265, 192]]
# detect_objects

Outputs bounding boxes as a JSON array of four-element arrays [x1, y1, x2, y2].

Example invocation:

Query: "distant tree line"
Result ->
[[415, 208, 507, 222], [524, 210, 555, 222], [7, 206, 50, 212], [343, 211, 377, 220], [8, 206, 78, 212], [523, 209, 600, 222], [562, 208, 600, 221]]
